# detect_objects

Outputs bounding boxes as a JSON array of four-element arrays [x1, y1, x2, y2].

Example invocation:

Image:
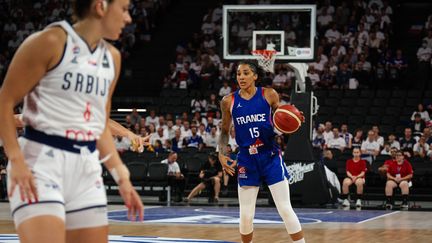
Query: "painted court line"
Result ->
[[357, 211, 400, 224]]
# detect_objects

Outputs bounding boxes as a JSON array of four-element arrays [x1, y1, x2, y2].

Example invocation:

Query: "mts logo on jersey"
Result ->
[[238, 166, 247, 179], [235, 113, 266, 125], [62, 72, 110, 96]]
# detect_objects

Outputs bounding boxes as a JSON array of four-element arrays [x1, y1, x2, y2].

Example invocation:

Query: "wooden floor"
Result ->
[[1, 204, 432, 243]]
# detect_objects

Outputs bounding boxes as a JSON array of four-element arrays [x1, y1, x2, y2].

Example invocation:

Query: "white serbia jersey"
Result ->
[[22, 21, 115, 141]]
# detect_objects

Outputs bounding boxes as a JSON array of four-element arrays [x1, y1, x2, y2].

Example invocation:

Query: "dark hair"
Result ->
[[238, 60, 265, 83], [73, 0, 112, 20]]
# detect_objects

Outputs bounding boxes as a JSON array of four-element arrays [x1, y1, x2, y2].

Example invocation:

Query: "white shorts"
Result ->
[[7, 136, 108, 230]]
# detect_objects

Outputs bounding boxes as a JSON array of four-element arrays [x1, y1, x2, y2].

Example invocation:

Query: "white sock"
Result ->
[[293, 239, 305, 243]]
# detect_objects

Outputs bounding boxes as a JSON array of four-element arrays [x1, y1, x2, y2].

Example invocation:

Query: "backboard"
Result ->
[[222, 5, 316, 62]]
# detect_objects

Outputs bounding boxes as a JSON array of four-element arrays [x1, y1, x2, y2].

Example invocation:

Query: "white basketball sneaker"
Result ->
[[342, 199, 350, 207], [356, 199, 362, 208]]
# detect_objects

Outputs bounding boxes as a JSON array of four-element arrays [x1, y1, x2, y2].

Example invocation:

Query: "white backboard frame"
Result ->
[[223, 4, 317, 62], [252, 30, 285, 55]]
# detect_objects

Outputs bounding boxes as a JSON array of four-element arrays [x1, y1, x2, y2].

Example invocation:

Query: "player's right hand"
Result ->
[[218, 153, 235, 176], [8, 155, 38, 203], [118, 179, 144, 222]]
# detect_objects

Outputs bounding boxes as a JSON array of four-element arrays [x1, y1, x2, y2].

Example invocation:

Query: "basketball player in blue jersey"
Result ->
[[218, 61, 305, 243], [0, 0, 143, 243]]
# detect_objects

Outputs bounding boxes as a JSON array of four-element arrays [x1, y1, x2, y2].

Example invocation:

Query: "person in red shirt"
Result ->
[[378, 147, 398, 177], [340, 148, 367, 208], [385, 150, 413, 210]]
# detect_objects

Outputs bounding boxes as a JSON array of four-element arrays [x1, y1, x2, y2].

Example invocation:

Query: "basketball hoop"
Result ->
[[252, 49, 277, 73]]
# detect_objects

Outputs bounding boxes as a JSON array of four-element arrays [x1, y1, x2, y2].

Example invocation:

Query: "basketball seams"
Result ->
[[273, 109, 301, 134]]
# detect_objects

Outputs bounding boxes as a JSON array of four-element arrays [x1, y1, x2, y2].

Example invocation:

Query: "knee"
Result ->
[[355, 179, 364, 187], [213, 177, 220, 183], [399, 181, 409, 189], [343, 179, 352, 187]]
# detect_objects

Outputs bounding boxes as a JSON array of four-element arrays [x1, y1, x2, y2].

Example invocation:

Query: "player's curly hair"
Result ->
[[238, 60, 265, 83], [73, 0, 113, 20]]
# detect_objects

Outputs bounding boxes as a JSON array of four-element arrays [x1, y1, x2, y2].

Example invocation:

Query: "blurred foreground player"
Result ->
[[218, 61, 305, 243], [0, 1, 143, 243]]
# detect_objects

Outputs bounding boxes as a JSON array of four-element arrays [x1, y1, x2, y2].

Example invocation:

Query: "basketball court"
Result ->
[[1, 202, 432, 242]]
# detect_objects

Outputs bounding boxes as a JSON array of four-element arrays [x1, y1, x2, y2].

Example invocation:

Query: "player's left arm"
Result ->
[[263, 87, 280, 111], [97, 44, 143, 221]]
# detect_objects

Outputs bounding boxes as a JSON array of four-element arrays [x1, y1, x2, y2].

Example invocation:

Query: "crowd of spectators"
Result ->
[[0, 0, 171, 83]]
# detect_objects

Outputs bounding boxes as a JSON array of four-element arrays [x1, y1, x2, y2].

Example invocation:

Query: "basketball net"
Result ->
[[252, 49, 277, 73]]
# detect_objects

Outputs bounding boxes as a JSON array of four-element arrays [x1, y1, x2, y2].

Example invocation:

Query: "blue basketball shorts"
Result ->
[[237, 148, 289, 187]]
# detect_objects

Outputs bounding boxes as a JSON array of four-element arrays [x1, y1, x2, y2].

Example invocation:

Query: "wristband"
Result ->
[[109, 164, 130, 184]]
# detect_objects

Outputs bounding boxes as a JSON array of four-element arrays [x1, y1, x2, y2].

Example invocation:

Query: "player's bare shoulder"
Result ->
[[220, 92, 235, 113], [262, 87, 280, 109]]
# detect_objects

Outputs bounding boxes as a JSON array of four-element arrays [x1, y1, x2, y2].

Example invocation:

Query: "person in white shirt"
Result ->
[[413, 136, 431, 159], [161, 152, 185, 202], [114, 135, 131, 153], [145, 110, 159, 126], [219, 80, 232, 97], [204, 126, 219, 149], [417, 41, 432, 62], [228, 127, 238, 152], [411, 103, 430, 122], [387, 134, 401, 150], [151, 127, 168, 147], [323, 121, 333, 142], [340, 124, 353, 148], [325, 24, 341, 43], [181, 120, 193, 138], [326, 128, 346, 151], [372, 126, 384, 147], [361, 130, 381, 163], [273, 69, 288, 88]]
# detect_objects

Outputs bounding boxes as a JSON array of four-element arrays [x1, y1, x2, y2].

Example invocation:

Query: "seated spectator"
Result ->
[[340, 124, 353, 149], [372, 125, 384, 147], [399, 128, 417, 154], [130, 108, 142, 126], [183, 125, 204, 149], [113, 135, 131, 153], [191, 94, 207, 113], [410, 114, 426, 137], [325, 128, 346, 151], [145, 109, 159, 126], [378, 147, 398, 177], [228, 127, 238, 152], [204, 126, 218, 149], [340, 148, 367, 208], [171, 129, 183, 152], [181, 120, 192, 138], [218, 80, 232, 97], [272, 69, 289, 88], [361, 130, 380, 164], [323, 121, 333, 142], [150, 127, 167, 146], [206, 93, 219, 115], [185, 154, 222, 203], [153, 140, 166, 153], [423, 127, 432, 145], [161, 152, 185, 202], [124, 115, 133, 130], [381, 142, 392, 155], [312, 125, 326, 150], [351, 129, 364, 149], [413, 136, 430, 159], [387, 134, 401, 150], [166, 120, 176, 140], [221, 145, 237, 196], [385, 150, 413, 210]]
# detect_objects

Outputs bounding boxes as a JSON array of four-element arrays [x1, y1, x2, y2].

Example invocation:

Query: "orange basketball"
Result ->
[[273, 104, 304, 134]]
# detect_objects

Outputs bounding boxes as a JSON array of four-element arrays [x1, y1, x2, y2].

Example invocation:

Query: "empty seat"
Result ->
[[406, 98, 420, 107], [343, 90, 359, 98], [391, 90, 407, 98], [360, 90, 375, 98], [336, 107, 351, 116], [340, 98, 356, 107], [380, 125, 394, 136], [389, 98, 404, 107], [407, 90, 422, 98], [381, 116, 397, 125], [352, 107, 368, 116], [372, 98, 388, 107], [385, 107, 401, 115], [314, 90, 328, 99], [356, 98, 373, 107], [328, 90, 343, 99], [318, 106, 335, 116], [324, 98, 339, 106], [369, 107, 385, 115], [332, 115, 347, 126], [365, 116, 380, 125], [348, 116, 364, 127], [375, 90, 391, 98]]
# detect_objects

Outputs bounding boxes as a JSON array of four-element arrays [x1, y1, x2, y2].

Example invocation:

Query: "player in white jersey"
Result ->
[[0, 1, 141, 243]]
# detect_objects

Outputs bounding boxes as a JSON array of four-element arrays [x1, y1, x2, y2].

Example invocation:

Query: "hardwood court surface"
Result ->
[[1, 204, 432, 243]]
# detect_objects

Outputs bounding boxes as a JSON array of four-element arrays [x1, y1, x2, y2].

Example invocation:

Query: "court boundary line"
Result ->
[[356, 211, 400, 224]]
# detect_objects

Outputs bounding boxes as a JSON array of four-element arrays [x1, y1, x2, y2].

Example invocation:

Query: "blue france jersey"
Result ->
[[231, 87, 275, 150]]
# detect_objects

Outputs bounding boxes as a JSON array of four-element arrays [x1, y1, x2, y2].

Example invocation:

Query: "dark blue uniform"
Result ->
[[231, 87, 289, 187]]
